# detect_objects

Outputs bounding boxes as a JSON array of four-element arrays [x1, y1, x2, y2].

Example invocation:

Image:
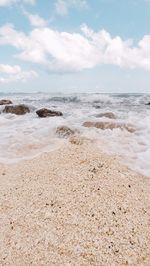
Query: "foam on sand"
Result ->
[[0, 92, 150, 177]]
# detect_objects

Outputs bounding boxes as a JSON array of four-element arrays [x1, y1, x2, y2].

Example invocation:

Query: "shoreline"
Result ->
[[0, 138, 150, 265]]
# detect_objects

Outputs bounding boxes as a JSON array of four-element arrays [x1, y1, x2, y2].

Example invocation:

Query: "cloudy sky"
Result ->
[[0, 0, 150, 93]]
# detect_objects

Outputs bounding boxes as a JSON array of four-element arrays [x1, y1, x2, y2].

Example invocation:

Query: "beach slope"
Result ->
[[0, 139, 150, 265]]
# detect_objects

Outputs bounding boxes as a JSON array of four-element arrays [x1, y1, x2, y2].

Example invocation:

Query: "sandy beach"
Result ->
[[0, 137, 150, 266]]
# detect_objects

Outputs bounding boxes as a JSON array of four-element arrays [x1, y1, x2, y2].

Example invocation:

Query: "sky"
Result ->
[[0, 0, 150, 93]]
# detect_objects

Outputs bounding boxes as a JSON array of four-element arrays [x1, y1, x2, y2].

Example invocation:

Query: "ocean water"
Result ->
[[0, 92, 150, 177]]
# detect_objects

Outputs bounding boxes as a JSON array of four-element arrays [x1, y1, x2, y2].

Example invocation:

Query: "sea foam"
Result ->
[[0, 92, 150, 177]]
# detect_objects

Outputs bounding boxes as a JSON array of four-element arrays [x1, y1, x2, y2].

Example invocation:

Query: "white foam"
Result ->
[[0, 92, 150, 177]]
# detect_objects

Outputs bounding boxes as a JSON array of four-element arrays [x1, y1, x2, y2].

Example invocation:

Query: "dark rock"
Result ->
[[96, 112, 117, 119], [3, 104, 30, 115], [93, 105, 101, 109], [36, 108, 63, 118], [83, 121, 135, 133], [145, 102, 150, 105], [56, 126, 76, 138], [0, 99, 12, 105]]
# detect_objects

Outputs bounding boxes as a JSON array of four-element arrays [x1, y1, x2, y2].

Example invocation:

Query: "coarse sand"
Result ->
[[0, 138, 150, 265]]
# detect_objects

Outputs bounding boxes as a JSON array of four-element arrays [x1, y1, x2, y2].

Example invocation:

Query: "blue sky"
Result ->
[[0, 0, 150, 93]]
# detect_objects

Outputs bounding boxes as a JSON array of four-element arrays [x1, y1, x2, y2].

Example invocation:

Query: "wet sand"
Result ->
[[0, 138, 150, 265]]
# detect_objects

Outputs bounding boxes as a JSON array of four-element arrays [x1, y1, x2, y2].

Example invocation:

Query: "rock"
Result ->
[[96, 112, 117, 119], [69, 136, 84, 145], [145, 102, 150, 105], [93, 105, 101, 109], [36, 108, 63, 118], [3, 104, 30, 115], [83, 121, 135, 133], [0, 99, 12, 105], [56, 126, 76, 138]]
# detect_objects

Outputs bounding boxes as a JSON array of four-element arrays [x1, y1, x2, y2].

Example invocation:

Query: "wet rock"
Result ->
[[0, 99, 12, 105], [3, 104, 30, 115], [36, 108, 63, 118], [96, 112, 117, 119], [56, 126, 76, 138], [69, 136, 84, 145], [93, 105, 101, 109], [83, 121, 135, 133]]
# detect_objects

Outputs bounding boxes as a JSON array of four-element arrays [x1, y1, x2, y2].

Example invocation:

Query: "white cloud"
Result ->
[[0, 64, 37, 83], [0, 0, 16, 6], [0, 0, 36, 6], [55, 0, 88, 16], [1, 24, 150, 72], [0, 64, 21, 74], [23, 0, 36, 5], [23, 10, 47, 27]]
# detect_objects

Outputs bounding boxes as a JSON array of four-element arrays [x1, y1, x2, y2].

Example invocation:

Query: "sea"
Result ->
[[0, 92, 150, 177]]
